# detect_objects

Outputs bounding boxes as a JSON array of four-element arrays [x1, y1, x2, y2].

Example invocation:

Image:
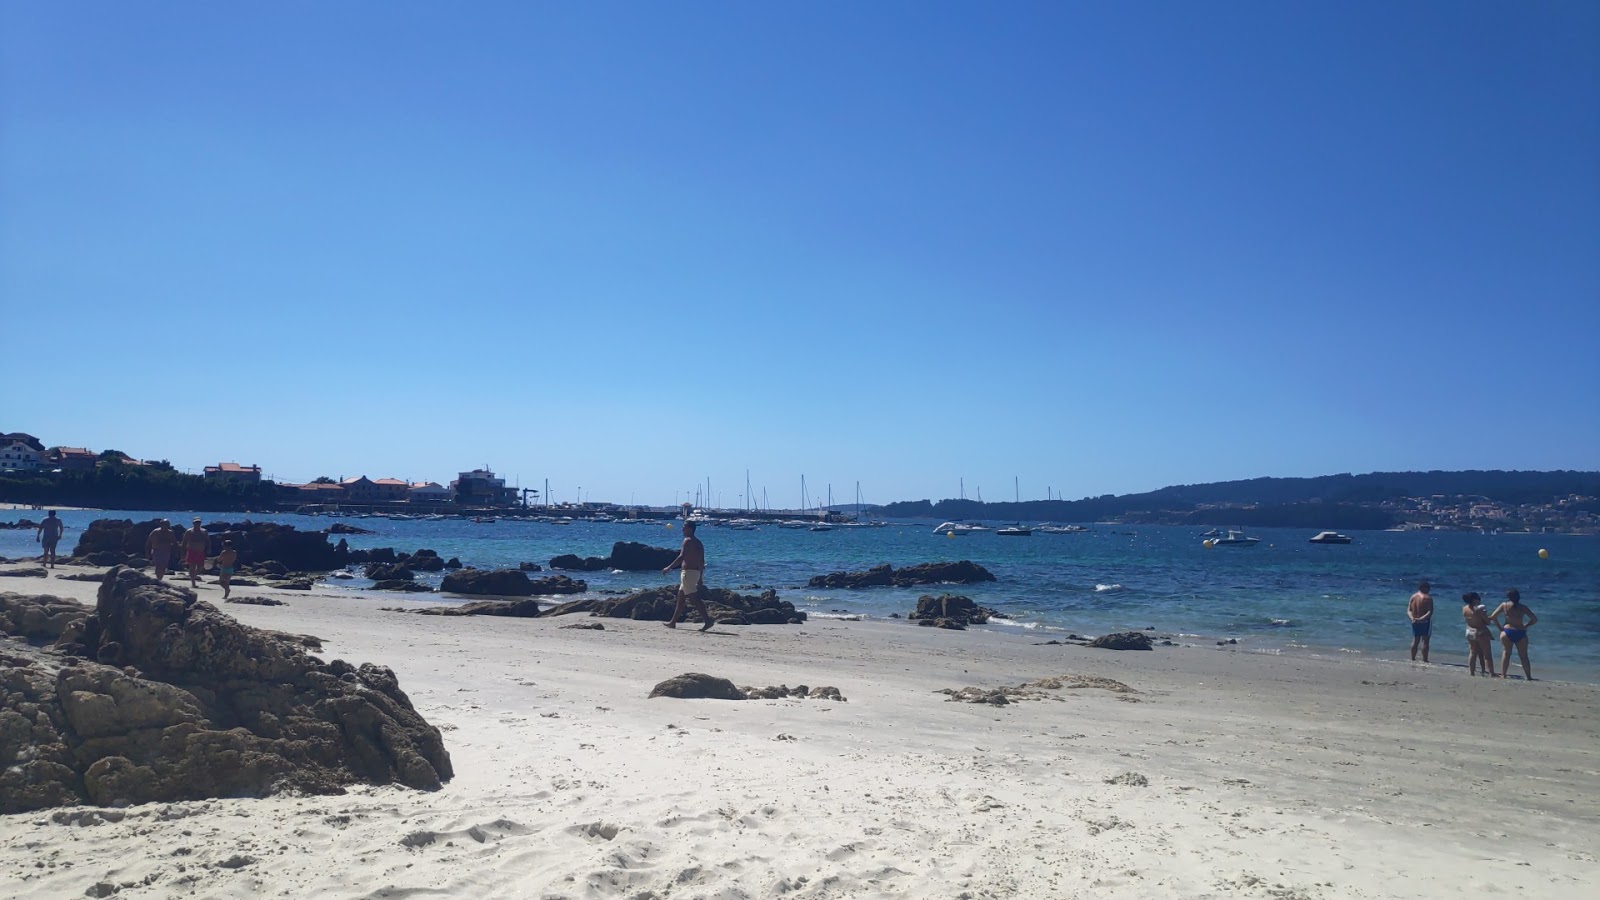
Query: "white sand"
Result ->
[[3, 568, 1597, 899]]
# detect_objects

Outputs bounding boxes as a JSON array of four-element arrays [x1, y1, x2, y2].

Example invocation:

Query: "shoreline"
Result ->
[[3, 566, 1597, 897]]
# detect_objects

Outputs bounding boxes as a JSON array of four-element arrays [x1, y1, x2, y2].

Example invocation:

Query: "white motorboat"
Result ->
[[1309, 531, 1353, 544], [933, 522, 987, 535], [1210, 529, 1259, 546], [996, 524, 1032, 536]]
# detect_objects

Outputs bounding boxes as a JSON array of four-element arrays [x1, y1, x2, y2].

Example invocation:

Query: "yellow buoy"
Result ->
[[1203, 539, 1215, 549], [1539, 548, 1549, 559], [947, 530, 955, 539], [667, 523, 674, 529]]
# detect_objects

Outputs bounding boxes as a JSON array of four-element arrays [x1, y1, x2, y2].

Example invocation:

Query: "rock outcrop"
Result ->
[[439, 569, 586, 597], [648, 673, 747, 700], [397, 598, 544, 618], [549, 541, 678, 572], [541, 586, 806, 625], [0, 567, 48, 578], [909, 594, 1004, 627], [0, 570, 452, 813], [71, 520, 348, 573], [1087, 631, 1154, 651], [807, 561, 996, 589]]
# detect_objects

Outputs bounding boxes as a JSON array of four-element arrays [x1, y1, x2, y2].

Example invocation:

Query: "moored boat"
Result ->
[[1309, 531, 1353, 544]]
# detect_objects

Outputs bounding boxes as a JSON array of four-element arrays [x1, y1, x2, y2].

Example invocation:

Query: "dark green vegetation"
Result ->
[[0, 460, 278, 512], [876, 470, 1600, 530]]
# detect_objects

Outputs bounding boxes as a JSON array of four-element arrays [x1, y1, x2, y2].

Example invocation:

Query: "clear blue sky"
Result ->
[[3, 2, 1596, 507]]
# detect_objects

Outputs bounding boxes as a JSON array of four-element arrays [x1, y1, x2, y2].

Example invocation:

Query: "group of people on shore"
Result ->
[[142, 518, 239, 598], [1407, 581, 1539, 680]]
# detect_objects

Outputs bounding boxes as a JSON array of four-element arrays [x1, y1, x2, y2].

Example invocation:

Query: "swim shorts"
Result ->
[[1412, 620, 1431, 638], [680, 568, 702, 592]]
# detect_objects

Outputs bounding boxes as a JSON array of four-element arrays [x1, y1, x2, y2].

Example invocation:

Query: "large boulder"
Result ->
[[808, 561, 996, 589], [400, 599, 544, 618], [550, 541, 678, 572], [1087, 632, 1154, 651], [0, 569, 452, 813], [72, 520, 348, 573], [908, 594, 1003, 627], [439, 569, 587, 597], [648, 673, 746, 700]]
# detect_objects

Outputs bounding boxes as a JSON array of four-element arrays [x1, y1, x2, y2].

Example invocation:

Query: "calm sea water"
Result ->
[[5, 510, 1597, 683]]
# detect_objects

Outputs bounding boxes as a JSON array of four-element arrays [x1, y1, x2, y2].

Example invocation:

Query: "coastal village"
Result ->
[[3, 429, 1598, 531]]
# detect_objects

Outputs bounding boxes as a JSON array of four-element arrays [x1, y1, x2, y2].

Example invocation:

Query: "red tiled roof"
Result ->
[[207, 462, 259, 473], [373, 478, 409, 486]]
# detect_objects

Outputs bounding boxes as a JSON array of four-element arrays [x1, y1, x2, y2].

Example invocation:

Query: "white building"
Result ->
[[0, 433, 44, 472]]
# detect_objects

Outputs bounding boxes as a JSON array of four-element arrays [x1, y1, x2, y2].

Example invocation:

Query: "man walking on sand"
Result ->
[[182, 518, 210, 587], [1407, 580, 1434, 663], [662, 519, 714, 631], [145, 520, 175, 581], [35, 510, 65, 569]]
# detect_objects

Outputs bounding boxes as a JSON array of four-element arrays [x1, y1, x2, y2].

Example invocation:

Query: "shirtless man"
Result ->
[[144, 520, 175, 580], [661, 520, 713, 631], [35, 510, 65, 569], [217, 540, 238, 598], [1489, 589, 1539, 681], [1460, 592, 1498, 677], [182, 518, 210, 587], [1407, 581, 1434, 663]]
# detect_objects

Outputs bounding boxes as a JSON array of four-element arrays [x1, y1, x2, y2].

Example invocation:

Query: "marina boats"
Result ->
[[933, 522, 989, 535], [1035, 524, 1089, 534], [1309, 530, 1353, 544], [996, 524, 1032, 536], [470, 516, 497, 524], [809, 524, 833, 532], [1210, 529, 1260, 546]]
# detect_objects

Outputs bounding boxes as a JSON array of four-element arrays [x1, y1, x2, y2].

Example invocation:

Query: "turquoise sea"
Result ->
[[5, 510, 1597, 683]]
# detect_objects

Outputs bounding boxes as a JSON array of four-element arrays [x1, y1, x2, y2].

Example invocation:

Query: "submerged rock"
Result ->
[[0, 568, 452, 813], [550, 541, 678, 572], [807, 561, 996, 589]]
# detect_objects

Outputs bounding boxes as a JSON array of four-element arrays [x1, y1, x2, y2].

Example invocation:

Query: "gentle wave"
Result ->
[[1094, 583, 1125, 593]]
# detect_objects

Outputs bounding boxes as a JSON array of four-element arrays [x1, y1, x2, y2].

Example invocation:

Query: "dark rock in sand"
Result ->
[[648, 673, 746, 700], [0, 568, 452, 813], [550, 541, 678, 572], [560, 622, 605, 630], [401, 598, 543, 617], [1088, 631, 1154, 651], [373, 580, 432, 593], [807, 561, 996, 589], [55, 572, 106, 582], [273, 579, 314, 591], [908, 594, 1002, 627], [917, 616, 966, 630], [225, 596, 286, 606], [540, 585, 805, 625], [254, 561, 290, 577], [0, 567, 48, 578], [439, 569, 584, 597]]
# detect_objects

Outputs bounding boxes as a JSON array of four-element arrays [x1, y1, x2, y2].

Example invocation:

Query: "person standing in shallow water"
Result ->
[[145, 520, 175, 581], [35, 510, 65, 569], [1490, 589, 1539, 681], [662, 519, 714, 631], [1407, 581, 1434, 663]]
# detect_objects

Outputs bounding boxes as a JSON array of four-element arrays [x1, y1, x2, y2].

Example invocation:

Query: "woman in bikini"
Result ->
[[1489, 589, 1539, 681], [1460, 593, 1498, 677]]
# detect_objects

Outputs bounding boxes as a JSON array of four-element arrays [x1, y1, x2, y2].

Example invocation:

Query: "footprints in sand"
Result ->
[[400, 818, 532, 850], [569, 821, 620, 841]]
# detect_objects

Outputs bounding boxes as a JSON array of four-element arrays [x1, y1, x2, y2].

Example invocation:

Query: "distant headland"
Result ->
[[873, 470, 1600, 533]]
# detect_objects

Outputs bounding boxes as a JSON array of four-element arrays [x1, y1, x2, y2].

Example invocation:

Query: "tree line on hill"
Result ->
[[874, 470, 1600, 527], [0, 459, 278, 512]]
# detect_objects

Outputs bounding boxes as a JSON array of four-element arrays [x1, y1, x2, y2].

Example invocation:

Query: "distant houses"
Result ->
[[451, 468, 518, 506], [49, 447, 98, 472], [0, 433, 44, 472], [203, 462, 262, 484], [409, 481, 451, 502]]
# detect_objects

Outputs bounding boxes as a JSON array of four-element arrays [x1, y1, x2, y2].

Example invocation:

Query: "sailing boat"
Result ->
[[998, 476, 1032, 535]]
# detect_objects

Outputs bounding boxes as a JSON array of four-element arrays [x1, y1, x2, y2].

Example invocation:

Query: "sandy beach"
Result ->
[[2, 563, 1597, 899]]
